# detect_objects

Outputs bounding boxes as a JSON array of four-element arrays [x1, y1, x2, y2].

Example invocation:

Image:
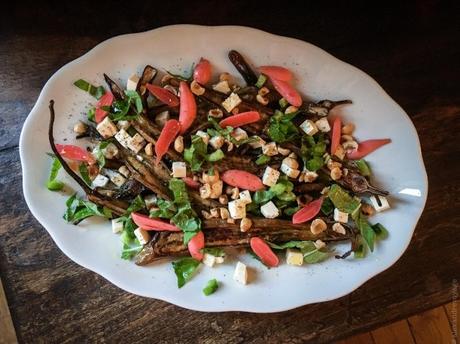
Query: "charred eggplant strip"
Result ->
[[137, 65, 157, 104], [228, 50, 258, 85], [103, 73, 125, 100]]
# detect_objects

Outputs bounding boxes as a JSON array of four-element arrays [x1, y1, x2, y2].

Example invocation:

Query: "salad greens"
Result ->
[[73, 79, 105, 99], [46, 157, 64, 191], [203, 279, 219, 296], [300, 135, 327, 172], [64, 193, 112, 224], [268, 241, 330, 264], [268, 110, 299, 143], [328, 184, 361, 214], [172, 257, 200, 288]]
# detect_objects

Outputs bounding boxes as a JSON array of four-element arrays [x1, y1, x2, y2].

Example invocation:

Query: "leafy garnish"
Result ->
[[255, 155, 271, 165], [64, 193, 112, 224], [150, 199, 176, 219], [255, 74, 267, 88], [46, 157, 64, 191], [78, 163, 92, 186], [172, 257, 200, 288], [353, 211, 375, 252], [73, 79, 105, 99], [207, 117, 258, 147], [279, 98, 288, 109], [201, 247, 225, 257], [268, 110, 299, 143], [268, 241, 330, 264], [118, 196, 146, 260], [253, 176, 295, 205], [121, 241, 143, 259], [92, 141, 110, 168], [126, 195, 146, 214], [87, 107, 96, 122], [328, 184, 361, 214], [300, 135, 326, 171], [108, 90, 143, 121], [355, 159, 371, 177], [184, 135, 224, 172], [320, 197, 334, 215], [203, 279, 219, 296], [372, 223, 389, 240]]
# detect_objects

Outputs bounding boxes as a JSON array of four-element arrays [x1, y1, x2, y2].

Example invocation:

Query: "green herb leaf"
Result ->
[[320, 197, 334, 215], [203, 279, 219, 296], [354, 212, 375, 252], [253, 190, 274, 204], [355, 159, 371, 177], [303, 248, 330, 264], [255, 74, 267, 88], [207, 149, 224, 162], [268, 110, 299, 143], [150, 199, 176, 219], [121, 242, 143, 259], [279, 98, 288, 109], [353, 237, 367, 258], [201, 247, 225, 257], [328, 184, 361, 214], [87, 107, 96, 122], [126, 195, 146, 214], [92, 141, 110, 168], [372, 223, 389, 240], [124, 90, 143, 114], [172, 257, 200, 288], [78, 163, 92, 186], [73, 79, 105, 99], [63, 193, 112, 224], [300, 135, 326, 171], [46, 157, 65, 191], [255, 154, 271, 165], [268, 241, 331, 264]]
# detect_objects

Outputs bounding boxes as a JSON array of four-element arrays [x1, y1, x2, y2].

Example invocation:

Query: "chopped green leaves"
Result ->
[[118, 196, 146, 260], [353, 211, 375, 252], [87, 107, 96, 122], [126, 195, 146, 214], [184, 135, 224, 172], [64, 193, 112, 224], [150, 199, 176, 219], [255, 155, 271, 165], [268, 110, 299, 143], [320, 197, 334, 215], [255, 74, 267, 88], [124, 90, 143, 114], [121, 241, 143, 259], [328, 184, 361, 214], [92, 141, 110, 168], [355, 159, 371, 177], [108, 90, 143, 121], [46, 157, 64, 191], [203, 279, 219, 296], [172, 257, 200, 288], [207, 149, 224, 162], [372, 223, 389, 240], [78, 163, 92, 186], [253, 177, 295, 206], [201, 247, 225, 257], [300, 135, 326, 172], [268, 241, 330, 264], [73, 79, 105, 99]]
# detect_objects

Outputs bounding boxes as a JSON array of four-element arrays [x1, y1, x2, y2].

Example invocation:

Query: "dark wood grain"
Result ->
[[1, 1, 459, 343]]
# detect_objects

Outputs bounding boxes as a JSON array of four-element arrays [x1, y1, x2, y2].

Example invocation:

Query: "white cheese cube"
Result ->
[[221, 92, 242, 112], [126, 74, 140, 91], [300, 119, 319, 136], [239, 190, 252, 204], [262, 142, 278, 156], [209, 135, 224, 149], [369, 195, 391, 212], [213, 80, 231, 94], [333, 208, 349, 223], [115, 129, 131, 148], [196, 130, 210, 145], [286, 249, 304, 266], [277, 147, 291, 156], [172, 161, 187, 178], [127, 133, 146, 153], [262, 166, 280, 187], [231, 128, 248, 143], [228, 200, 246, 219], [134, 227, 150, 245], [215, 256, 225, 264], [116, 120, 130, 130], [103, 143, 119, 159], [144, 194, 157, 208], [111, 218, 124, 234], [261, 201, 280, 219], [280, 163, 300, 179], [103, 169, 127, 187], [118, 165, 130, 178], [233, 261, 248, 285], [96, 116, 118, 138], [92, 174, 109, 188], [202, 253, 216, 267], [249, 136, 266, 149], [315, 118, 331, 132]]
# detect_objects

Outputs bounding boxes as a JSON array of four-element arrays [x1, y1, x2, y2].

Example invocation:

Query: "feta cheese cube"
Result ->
[[239, 190, 252, 204], [221, 92, 242, 112], [96, 116, 118, 138], [102, 143, 119, 159], [115, 129, 131, 148], [213, 80, 232, 94], [300, 119, 319, 136], [92, 174, 109, 188], [116, 120, 130, 130], [127, 133, 146, 153], [315, 118, 331, 132], [233, 261, 248, 285], [232, 128, 248, 143], [262, 142, 278, 156], [228, 200, 246, 219], [277, 147, 291, 156], [209, 135, 224, 149], [286, 249, 304, 266], [262, 166, 280, 187], [260, 201, 280, 219], [280, 163, 300, 179], [202, 253, 216, 267], [249, 136, 266, 149], [369, 195, 391, 212], [118, 165, 130, 178], [144, 194, 158, 208], [134, 227, 150, 245], [103, 169, 127, 187], [172, 161, 187, 178], [215, 256, 225, 264], [111, 218, 124, 234], [333, 208, 349, 223], [196, 130, 210, 145], [126, 74, 140, 91]]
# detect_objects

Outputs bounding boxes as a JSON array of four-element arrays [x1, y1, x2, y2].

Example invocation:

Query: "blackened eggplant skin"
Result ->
[[228, 50, 258, 85]]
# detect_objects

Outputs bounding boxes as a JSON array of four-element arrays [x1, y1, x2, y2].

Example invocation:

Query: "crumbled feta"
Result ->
[[286, 249, 303, 266], [209, 135, 224, 149], [92, 174, 109, 188], [126, 74, 140, 91], [111, 218, 124, 234], [96, 116, 118, 138], [315, 118, 331, 132], [232, 128, 248, 143], [102, 143, 119, 159], [221, 92, 242, 112], [260, 201, 280, 219], [233, 261, 248, 285], [172, 161, 187, 178], [203, 253, 216, 267], [134, 227, 150, 245], [103, 169, 127, 187], [196, 130, 210, 145], [262, 142, 278, 156], [212, 80, 232, 94], [115, 129, 131, 148], [127, 133, 146, 153], [239, 190, 252, 204], [215, 256, 225, 264], [248, 136, 266, 149], [262, 166, 280, 187], [144, 194, 157, 209], [280, 163, 300, 179], [300, 119, 319, 136], [369, 195, 391, 212], [333, 208, 349, 223], [116, 120, 130, 130], [228, 200, 246, 219]]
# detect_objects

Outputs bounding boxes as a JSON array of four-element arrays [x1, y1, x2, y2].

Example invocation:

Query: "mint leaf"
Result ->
[[201, 247, 225, 257], [78, 163, 92, 186], [74, 79, 105, 99], [63, 193, 112, 224], [355, 159, 371, 177], [172, 258, 200, 288], [203, 279, 219, 296], [46, 157, 64, 191], [328, 184, 361, 214], [268, 110, 299, 143]]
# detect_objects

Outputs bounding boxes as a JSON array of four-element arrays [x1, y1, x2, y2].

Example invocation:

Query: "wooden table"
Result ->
[[1, 2, 459, 343]]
